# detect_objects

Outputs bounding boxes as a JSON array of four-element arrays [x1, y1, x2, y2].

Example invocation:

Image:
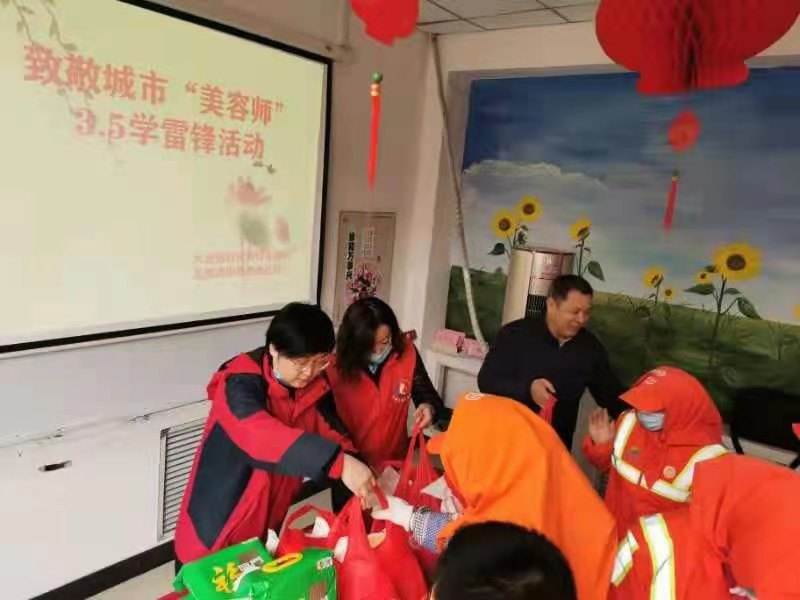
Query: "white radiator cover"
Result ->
[[0, 401, 209, 600]]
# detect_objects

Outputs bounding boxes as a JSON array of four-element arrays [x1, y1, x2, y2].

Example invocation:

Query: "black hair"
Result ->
[[265, 303, 335, 358], [549, 275, 593, 302], [434, 522, 577, 600], [336, 297, 405, 380]]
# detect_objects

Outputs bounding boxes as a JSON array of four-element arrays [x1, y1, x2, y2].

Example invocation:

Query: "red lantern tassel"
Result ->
[[664, 171, 678, 230], [368, 72, 383, 189]]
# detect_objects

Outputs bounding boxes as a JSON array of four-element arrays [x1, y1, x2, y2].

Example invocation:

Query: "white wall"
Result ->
[[407, 20, 800, 346]]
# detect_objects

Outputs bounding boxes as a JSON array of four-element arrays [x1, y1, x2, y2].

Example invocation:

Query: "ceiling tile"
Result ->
[[557, 3, 598, 21], [473, 8, 564, 29], [418, 0, 456, 23], [417, 20, 483, 34], [432, 0, 545, 19]]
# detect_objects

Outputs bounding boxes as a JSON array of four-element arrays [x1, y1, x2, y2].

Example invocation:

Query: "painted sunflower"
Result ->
[[663, 286, 676, 302], [570, 218, 592, 241], [695, 270, 714, 284], [642, 267, 665, 289], [713, 243, 761, 281], [517, 196, 542, 223], [492, 210, 517, 238]]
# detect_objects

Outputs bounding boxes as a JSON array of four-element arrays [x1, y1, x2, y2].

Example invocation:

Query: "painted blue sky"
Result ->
[[454, 69, 800, 322]]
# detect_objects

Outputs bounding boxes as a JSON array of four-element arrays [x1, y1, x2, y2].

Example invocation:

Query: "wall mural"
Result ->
[[446, 69, 800, 413]]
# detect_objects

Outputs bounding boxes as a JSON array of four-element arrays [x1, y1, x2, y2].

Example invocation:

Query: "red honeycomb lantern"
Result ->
[[596, 0, 800, 94], [351, 0, 419, 46]]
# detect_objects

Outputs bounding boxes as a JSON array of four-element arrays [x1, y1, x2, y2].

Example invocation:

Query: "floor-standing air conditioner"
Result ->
[[501, 247, 576, 325]]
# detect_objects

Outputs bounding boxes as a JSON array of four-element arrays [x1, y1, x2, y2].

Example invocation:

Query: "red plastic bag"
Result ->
[[396, 427, 440, 509], [333, 499, 429, 600], [375, 427, 440, 577], [278, 499, 429, 600], [276, 504, 336, 556], [540, 396, 557, 424]]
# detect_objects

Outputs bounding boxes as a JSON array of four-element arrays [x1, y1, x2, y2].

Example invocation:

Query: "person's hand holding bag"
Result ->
[[341, 454, 376, 503], [371, 495, 414, 532]]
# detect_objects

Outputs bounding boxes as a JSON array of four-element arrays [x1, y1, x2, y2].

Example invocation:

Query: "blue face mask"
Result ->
[[368, 345, 392, 373], [272, 364, 286, 385], [638, 411, 665, 432]]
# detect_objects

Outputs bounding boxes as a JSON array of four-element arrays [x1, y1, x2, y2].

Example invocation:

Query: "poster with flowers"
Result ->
[[334, 211, 396, 321], [446, 70, 800, 414]]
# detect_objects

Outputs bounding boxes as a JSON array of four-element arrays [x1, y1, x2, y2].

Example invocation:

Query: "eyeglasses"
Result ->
[[283, 354, 330, 375]]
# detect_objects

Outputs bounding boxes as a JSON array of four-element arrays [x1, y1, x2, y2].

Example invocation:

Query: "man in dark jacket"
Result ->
[[478, 275, 627, 448], [174, 303, 374, 565]]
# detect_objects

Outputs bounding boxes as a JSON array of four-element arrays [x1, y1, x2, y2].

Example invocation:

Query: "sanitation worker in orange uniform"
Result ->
[[583, 366, 726, 535], [611, 507, 732, 600], [372, 393, 617, 600], [689, 453, 800, 598]]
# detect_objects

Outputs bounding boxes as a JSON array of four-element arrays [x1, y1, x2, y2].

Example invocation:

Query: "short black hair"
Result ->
[[336, 297, 404, 380], [434, 522, 577, 600], [265, 303, 335, 358], [549, 275, 593, 302]]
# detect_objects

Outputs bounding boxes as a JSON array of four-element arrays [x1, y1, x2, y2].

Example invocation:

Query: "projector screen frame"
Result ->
[[0, 0, 333, 355]]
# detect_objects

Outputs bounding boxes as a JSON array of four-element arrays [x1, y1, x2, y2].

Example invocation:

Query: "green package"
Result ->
[[237, 548, 338, 600], [173, 537, 273, 599]]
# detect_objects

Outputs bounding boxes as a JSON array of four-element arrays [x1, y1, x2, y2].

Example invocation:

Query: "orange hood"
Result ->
[[622, 366, 722, 447], [429, 393, 616, 600]]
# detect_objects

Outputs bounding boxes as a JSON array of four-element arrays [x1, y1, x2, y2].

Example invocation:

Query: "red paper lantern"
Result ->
[[597, 0, 800, 94], [668, 111, 701, 152], [664, 111, 701, 230], [351, 0, 419, 46]]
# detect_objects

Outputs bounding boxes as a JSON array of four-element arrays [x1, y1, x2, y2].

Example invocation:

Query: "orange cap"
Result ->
[[621, 366, 701, 412]]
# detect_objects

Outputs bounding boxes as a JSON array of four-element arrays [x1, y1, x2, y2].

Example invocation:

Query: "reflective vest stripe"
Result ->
[[672, 444, 728, 490], [612, 531, 639, 586], [640, 514, 676, 600], [649, 479, 690, 502], [612, 411, 727, 502], [612, 412, 643, 486], [613, 412, 637, 461]]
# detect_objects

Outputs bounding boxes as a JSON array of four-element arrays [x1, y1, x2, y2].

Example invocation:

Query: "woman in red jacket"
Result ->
[[329, 297, 447, 467], [174, 303, 374, 567], [583, 366, 726, 535]]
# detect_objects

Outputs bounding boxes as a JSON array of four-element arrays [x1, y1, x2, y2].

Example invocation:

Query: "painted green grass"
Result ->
[[446, 266, 800, 414]]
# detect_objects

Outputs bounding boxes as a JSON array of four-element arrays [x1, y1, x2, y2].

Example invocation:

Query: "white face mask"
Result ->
[[638, 411, 665, 432]]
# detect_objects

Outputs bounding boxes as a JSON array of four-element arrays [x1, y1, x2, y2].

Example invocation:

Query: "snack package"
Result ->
[[237, 548, 337, 600], [173, 538, 272, 599]]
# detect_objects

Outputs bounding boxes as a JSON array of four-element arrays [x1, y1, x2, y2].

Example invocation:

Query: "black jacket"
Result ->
[[478, 318, 627, 448]]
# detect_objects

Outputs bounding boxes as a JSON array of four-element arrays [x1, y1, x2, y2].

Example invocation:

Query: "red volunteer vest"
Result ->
[[329, 339, 417, 466]]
